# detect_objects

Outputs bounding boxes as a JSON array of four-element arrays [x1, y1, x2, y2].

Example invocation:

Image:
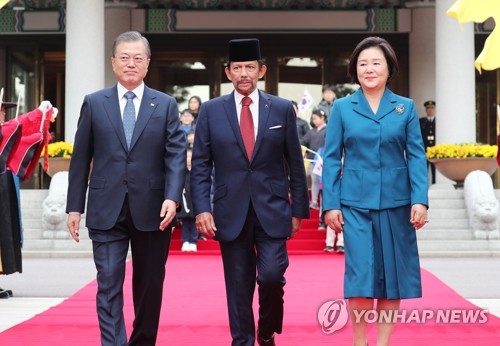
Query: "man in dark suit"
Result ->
[[420, 100, 436, 184], [66, 31, 186, 346], [190, 39, 309, 346]]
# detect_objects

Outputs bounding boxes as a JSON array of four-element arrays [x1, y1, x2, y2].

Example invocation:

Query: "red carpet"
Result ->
[[1, 254, 499, 345]]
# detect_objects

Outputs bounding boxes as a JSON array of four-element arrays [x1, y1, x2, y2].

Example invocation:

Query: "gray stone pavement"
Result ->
[[1, 255, 500, 332]]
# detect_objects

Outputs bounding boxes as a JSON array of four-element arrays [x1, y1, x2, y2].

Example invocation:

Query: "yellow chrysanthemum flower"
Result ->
[[41, 141, 73, 158], [426, 143, 498, 159]]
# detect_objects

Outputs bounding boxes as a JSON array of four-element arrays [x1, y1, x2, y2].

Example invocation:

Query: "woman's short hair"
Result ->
[[347, 36, 399, 85]]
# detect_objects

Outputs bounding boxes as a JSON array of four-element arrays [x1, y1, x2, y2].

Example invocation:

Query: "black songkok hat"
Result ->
[[228, 38, 262, 62]]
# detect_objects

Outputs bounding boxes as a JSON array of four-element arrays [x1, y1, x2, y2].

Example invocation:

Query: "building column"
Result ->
[[435, 0, 476, 144], [65, 0, 105, 142], [408, 6, 436, 117]]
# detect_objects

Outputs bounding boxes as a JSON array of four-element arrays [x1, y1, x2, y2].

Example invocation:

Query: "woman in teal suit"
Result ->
[[322, 37, 429, 346]]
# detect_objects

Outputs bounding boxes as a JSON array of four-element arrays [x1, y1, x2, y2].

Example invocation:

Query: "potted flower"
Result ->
[[43, 141, 73, 158], [426, 143, 498, 186], [40, 141, 73, 176]]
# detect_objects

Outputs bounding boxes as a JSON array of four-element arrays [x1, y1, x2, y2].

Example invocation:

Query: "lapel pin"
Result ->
[[150, 103, 154, 107], [395, 104, 404, 115]]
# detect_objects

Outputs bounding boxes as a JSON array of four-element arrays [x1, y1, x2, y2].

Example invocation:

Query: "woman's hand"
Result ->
[[410, 203, 428, 230], [324, 209, 344, 233]]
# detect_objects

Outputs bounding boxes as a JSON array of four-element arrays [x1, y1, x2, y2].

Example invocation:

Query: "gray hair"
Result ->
[[112, 31, 151, 58]]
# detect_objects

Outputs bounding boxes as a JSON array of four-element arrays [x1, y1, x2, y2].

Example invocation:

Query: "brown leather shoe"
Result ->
[[257, 333, 276, 346]]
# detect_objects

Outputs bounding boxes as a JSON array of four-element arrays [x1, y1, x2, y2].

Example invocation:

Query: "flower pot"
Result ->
[[45, 157, 71, 177], [429, 157, 498, 186]]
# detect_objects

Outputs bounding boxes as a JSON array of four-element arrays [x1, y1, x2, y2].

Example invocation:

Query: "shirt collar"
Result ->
[[234, 90, 259, 107], [117, 82, 145, 102]]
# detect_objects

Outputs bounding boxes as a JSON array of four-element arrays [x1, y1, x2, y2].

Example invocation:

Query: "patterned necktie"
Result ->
[[240, 96, 255, 160], [123, 91, 136, 149]]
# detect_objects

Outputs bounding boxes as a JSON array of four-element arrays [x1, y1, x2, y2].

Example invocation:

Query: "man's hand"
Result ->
[[160, 199, 177, 231], [195, 212, 217, 238], [67, 213, 81, 243], [290, 217, 302, 239]]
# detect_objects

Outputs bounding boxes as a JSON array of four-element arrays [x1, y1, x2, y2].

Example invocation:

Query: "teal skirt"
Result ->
[[342, 205, 422, 299]]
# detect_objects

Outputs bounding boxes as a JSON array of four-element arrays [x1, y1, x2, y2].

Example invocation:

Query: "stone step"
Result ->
[[417, 229, 473, 240], [420, 219, 470, 229], [429, 199, 466, 209], [428, 188, 464, 199], [15, 188, 500, 257], [427, 209, 467, 219], [418, 239, 500, 253]]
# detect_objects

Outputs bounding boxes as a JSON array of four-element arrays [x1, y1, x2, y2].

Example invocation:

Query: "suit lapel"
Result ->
[[130, 86, 156, 150], [223, 92, 248, 159], [254, 91, 271, 160], [375, 89, 397, 121], [351, 89, 375, 121], [103, 87, 128, 151], [351, 88, 397, 122]]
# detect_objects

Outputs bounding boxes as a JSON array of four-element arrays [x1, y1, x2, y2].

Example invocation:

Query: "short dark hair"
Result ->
[[347, 36, 399, 85], [180, 109, 195, 116], [312, 108, 327, 118], [322, 84, 336, 93]]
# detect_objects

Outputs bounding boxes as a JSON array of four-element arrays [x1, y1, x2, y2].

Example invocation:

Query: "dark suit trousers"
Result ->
[[89, 195, 171, 346], [219, 203, 289, 346]]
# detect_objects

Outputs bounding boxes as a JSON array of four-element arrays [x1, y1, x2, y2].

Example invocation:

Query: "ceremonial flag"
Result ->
[[298, 89, 314, 112], [447, 0, 500, 72]]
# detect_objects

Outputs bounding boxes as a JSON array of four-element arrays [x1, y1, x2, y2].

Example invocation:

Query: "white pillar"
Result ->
[[408, 7, 436, 117], [435, 0, 476, 144], [65, 0, 105, 142]]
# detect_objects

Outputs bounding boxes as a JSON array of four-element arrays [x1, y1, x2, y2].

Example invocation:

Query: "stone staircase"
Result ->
[[417, 186, 500, 256], [17, 187, 500, 258]]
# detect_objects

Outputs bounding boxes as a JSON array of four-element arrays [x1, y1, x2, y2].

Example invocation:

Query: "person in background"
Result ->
[[324, 226, 344, 253], [0, 99, 55, 297], [300, 108, 327, 211], [419, 100, 436, 184], [322, 36, 428, 346], [186, 128, 195, 150], [66, 31, 186, 346], [190, 38, 309, 346], [0, 101, 22, 299], [291, 100, 309, 140], [177, 148, 197, 252], [311, 84, 336, 127], [188, 95, 202, 122], [179, 108, 196, 134]]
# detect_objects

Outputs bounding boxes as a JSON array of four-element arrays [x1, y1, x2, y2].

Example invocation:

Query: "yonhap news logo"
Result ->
[[317, 299, 349, 334], [317, 299, 490, 334]]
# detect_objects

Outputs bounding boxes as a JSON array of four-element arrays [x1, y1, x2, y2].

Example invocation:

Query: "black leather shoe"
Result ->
[[257, 333, 276, 346], [0, 289, 13, 298], [0, 290, 9, 299]]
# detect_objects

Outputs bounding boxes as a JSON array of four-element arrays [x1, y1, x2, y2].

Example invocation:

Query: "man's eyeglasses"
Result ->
[[116, 55, 147, 65]]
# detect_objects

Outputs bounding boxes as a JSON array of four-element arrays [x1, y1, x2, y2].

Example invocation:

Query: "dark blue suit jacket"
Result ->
[[66, 85, 186, 231], [190, 90, 309, 242]]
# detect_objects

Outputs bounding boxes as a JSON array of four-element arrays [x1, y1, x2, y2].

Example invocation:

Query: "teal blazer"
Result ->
[[322, 88, 428, 211]]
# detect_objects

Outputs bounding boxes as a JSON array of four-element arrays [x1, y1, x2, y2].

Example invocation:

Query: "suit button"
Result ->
[[127, 158, 132, 164], [123, 180, 127, 185]]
